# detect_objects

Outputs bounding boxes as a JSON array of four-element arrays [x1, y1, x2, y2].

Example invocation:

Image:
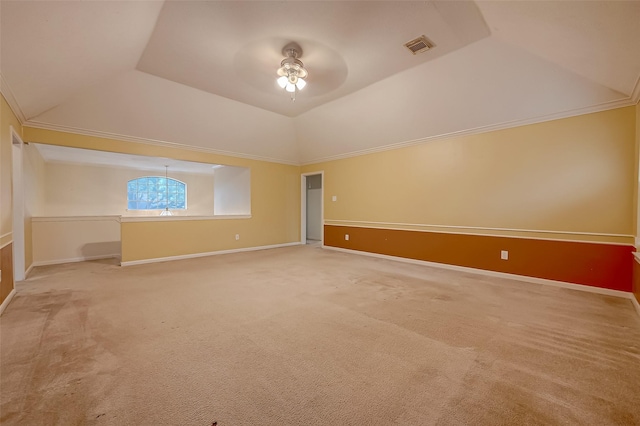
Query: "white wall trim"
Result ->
[[301, 98, 637, 165], [323, 245, 634, 300], [121, 214, 250, 223], [121, 242, 301, 267], [325, 219, 631, 238], [0, 232, 12, 240], [0, 289, 17, 316], [30, 215, 252, 223], [301, 171, 324, 244], [324, 220, 635, 246], [32, 215, 122, 223], [23, 121, 299, 166], [31, 254, 121, 268], [30, 215, 253, 223], [11, 127, 26, 281], [632, 295, 640, 318], [24, 263, 35, 279], [0, 73, 27, 123]]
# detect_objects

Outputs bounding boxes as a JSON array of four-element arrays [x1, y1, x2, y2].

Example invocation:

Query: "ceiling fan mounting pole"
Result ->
[[282, 42, 303, 58]]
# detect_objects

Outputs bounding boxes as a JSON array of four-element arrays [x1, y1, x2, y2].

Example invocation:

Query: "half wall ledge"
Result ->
[[120, 215, 251, 222]]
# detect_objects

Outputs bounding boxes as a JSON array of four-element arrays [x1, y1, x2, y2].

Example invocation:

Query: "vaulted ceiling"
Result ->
[[1, 1, 639, 165]]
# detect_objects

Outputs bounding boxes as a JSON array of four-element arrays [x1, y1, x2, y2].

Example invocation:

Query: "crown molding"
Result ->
[[0, 73, 27, 123], [14, 80, 640, 168], [22, 120, 300, 166], [300, 96, 638, 165]]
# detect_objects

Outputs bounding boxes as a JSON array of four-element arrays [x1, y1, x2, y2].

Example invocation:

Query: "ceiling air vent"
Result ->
[[404, 35, 433, 55]]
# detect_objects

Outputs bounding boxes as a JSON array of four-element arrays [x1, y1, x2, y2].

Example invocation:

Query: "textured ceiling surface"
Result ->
[[1, 1, 639, 165]]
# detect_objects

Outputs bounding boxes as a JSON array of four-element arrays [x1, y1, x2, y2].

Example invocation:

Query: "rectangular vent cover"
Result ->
[[404, 36, 434, 55]]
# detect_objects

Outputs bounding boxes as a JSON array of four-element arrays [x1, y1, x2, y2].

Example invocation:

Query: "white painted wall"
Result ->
[[32, 216, 121, 265], [44, 162, 214, 216], [214, 166, 251, 215]]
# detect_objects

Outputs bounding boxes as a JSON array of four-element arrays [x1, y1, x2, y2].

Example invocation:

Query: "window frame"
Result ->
[[126, 176, 188, 212]]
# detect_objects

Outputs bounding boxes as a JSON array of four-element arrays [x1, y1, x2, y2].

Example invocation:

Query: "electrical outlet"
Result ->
[[345, 234, 349, 241], [501, 250, 508, 260], [332, 195, 337, 202], [235, 234, 240, 240]]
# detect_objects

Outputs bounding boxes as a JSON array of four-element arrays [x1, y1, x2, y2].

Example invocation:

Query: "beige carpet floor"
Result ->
[[1, 245, 639, 425]]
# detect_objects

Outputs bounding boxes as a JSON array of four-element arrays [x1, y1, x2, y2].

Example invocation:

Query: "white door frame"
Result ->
[[10, 126, 25, 281], [301, 171, 324, 245]]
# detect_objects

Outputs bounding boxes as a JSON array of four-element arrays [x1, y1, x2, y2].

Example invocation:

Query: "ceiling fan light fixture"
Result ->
[[277, 76, 288, 88], [276, 43, 308, 101]]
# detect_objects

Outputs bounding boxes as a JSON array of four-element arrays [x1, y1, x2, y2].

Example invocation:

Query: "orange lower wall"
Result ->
[[1, 243, 14, 305], [633, 257, 640, 303], [325, 225, 634, 292]]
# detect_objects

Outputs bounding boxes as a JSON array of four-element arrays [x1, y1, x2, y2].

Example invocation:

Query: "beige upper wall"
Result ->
[[303, 106, 637, 243], [1, 95, 21, 247], [19, 104, 637, 256], [44, 162, 215, 217]]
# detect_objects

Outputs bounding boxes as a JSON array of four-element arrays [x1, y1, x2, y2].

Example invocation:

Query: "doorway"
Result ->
[[11, 127, 25, 281], [301, 172, 323, 245]]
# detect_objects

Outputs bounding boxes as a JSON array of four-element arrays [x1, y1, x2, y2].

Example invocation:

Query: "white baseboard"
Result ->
[[323, 246, 635, 301], [632, 295, 640, 318], [120, 242, 302, 267], [24, 263, 34, 279], [32, 254, 121, 268], [0, 289, 16, 316]]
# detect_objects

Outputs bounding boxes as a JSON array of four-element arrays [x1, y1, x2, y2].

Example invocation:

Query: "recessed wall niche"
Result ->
[[29, 143, 250, 217]]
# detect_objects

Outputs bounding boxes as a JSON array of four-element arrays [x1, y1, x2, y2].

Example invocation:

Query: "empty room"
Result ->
[[1, 1, 640, 424]]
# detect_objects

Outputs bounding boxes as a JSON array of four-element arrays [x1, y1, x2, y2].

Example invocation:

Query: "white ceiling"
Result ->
[[1, 1, 639, 165]]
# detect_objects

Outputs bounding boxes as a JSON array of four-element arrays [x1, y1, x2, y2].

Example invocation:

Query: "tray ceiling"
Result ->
[[1, 1, 639, 165]]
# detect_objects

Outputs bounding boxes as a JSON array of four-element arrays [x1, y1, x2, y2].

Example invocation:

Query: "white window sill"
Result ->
[[31, 215, 251, 223], [32, 215, 122, 223], [120, 215, 251, 223]]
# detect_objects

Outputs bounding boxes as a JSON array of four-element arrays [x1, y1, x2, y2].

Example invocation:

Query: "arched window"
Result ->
[[127, 177, 186, 210]]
